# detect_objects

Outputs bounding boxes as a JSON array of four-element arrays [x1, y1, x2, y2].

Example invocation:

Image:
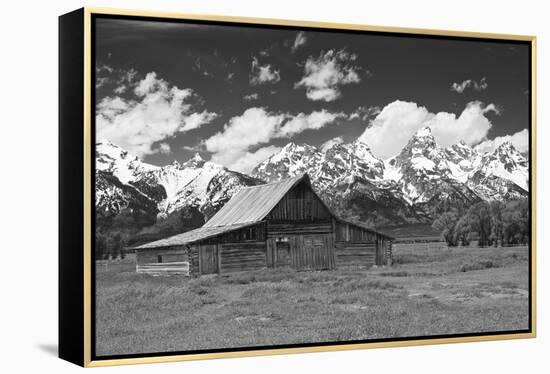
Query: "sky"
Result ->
[[94, 15, 531, 173]]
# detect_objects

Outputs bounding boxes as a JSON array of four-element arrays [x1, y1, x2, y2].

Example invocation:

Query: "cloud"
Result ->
[[349, 105, 381, 121], [227, 145, 282, 173], [113, 85, 126, 94], [278, 110, 345, 137], [295, 49, 361, 101], [96, 71, 217, 157], [451, 77, 488, 93], [96, 64, 114, 74], [474, 128, 529, 154], [291, 32, 307, 52], [358, 100, 498, 159], [95, 77, 110, 89], [205, 107, 343, 172], [243, 93, 259, 101], [158, 142, 171, 154], [250, 57, 280, 85], [320, 136, 344, 152]]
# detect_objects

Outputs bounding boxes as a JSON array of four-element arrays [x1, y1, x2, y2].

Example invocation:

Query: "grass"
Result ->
[[95, 244, 530, 356]]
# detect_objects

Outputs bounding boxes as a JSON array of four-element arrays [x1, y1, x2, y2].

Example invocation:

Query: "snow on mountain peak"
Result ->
[[414, 126, 433, 138], [181, 152, 206, 169]]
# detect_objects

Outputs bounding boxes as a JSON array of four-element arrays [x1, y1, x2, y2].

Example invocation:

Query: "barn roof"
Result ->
[[134, 222, 257, 249], [203, 174, 306, 228]]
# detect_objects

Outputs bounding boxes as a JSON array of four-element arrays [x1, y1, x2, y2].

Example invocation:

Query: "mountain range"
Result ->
[[95, 126, 529, 234]]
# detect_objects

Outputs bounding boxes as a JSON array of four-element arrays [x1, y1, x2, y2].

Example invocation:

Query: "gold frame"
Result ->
[[82, 7, 537, 367]]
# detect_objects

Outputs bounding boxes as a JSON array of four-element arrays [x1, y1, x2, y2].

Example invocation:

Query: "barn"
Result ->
[[133, 174, 394, 276]]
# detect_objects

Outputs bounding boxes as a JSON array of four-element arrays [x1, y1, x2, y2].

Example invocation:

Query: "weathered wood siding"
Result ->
[[335, 241, 376, 267], [267, 222, 332, 237], [266, 180, 332, 222], [136, 247, 189, 275], [219, 241, 267, 273], [199, 243, 218, 274], [200, 222, 266, 244], [189, 244, 199, 276], [335, 221, 378, 241], [289, 234, 335, 271], [335, 221, 393, 266]]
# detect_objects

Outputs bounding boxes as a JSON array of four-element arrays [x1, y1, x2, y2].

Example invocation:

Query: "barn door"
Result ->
[[291, 234, 334, 271], [199, 244, 218, 274], [276, 241, 291, 268]]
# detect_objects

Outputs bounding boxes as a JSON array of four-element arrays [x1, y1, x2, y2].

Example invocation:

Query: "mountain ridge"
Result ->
[[95, 129, 529, 233]]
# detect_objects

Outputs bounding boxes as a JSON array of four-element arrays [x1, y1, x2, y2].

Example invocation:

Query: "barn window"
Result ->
[[157, 255, 163, 263], [242, 227, 256, 241], [276, 236, 289, 243]]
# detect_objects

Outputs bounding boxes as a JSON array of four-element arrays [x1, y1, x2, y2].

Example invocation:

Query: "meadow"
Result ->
[[95, 243, 530, 356]]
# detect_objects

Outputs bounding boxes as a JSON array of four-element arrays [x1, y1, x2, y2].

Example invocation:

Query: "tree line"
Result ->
[[432, 199, 529, 247], [95, 231, 128, 260]]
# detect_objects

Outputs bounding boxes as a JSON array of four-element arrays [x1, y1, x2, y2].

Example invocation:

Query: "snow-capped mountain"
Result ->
[[95, 126, 529, 231], [468, 141, 529, 201], [95, 140, 261, 225], [252, 127, 529, 225]]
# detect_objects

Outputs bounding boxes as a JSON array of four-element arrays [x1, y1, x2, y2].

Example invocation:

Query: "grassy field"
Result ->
[[95, 244, 530, 356]]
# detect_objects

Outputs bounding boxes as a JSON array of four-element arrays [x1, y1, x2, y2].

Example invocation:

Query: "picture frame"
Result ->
[[59, 7, 536, 367]]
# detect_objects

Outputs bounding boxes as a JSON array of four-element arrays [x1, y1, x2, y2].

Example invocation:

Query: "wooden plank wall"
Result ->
[[189, 244, 199, 276], [335, 241, 376, 267], [290, 234, 335, 271], [335, 221, 393, 266], [136, 247, 189, 276], [266, 180, 332, 222], [199, 243, 218, 274], [335, 221, 378, 242], [267, 222, 332, 237], [266, 238, 276, 268], [219, 241, 266, 274]]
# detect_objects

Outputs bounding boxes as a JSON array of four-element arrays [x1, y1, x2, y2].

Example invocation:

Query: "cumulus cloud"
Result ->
[[291, 31, 307, 52], [320, 136, 344, 152], [205, 107, 343, 172], [295, 49, 361, 102], [250, 57, 280, 85], [358, 100, 499, 159], [451, 77, 488, 93], [279, 110, 346, 137], [96, 71, 217, 157], [474, 128, 529, 154]]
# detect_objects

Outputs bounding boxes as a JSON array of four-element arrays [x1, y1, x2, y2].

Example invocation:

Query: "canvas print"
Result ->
[[93, 15, 532, 358]]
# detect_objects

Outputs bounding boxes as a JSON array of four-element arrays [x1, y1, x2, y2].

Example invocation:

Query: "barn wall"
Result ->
[[266, 222, 332, 237], [335, 221, 379, 242], [335, 221, 393, 266], [136, 246, 189, 275], [266, 180, 332, 222], [189, 244, 199, 276], [200, 222, 266, 244], [289, 234, 336, 271], [335, 241, 376, 267], [219, 241, 266, 274]]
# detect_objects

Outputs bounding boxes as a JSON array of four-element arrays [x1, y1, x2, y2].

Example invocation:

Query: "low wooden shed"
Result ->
[[134, 174, 393, 276]]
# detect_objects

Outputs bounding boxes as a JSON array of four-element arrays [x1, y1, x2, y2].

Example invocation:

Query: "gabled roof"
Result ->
[[203, 174, 307, 228], [134, 222, 257, 249]]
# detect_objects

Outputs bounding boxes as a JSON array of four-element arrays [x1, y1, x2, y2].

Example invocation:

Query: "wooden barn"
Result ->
[[134, 174, 393, 276]]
